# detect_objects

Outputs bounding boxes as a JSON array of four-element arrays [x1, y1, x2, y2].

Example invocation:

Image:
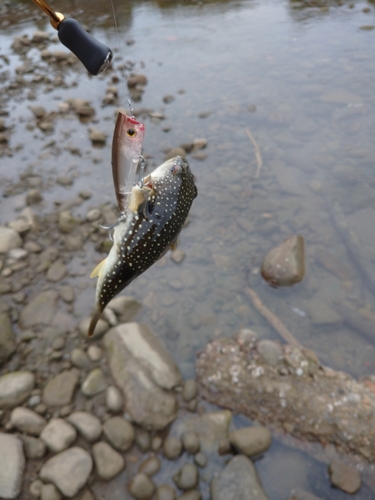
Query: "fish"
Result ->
[[88, 156, 197, 336], [112, 111, 145, 214]]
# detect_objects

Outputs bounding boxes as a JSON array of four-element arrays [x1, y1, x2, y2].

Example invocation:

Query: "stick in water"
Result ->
[[245, 127, 263, 179], [244, 287, 302, 348]]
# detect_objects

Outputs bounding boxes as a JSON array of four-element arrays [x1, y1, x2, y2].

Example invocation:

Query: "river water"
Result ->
[[1, 0, 375, 498]]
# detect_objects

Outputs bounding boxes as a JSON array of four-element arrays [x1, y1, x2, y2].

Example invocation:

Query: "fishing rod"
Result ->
[[31, 0, 113, 75]]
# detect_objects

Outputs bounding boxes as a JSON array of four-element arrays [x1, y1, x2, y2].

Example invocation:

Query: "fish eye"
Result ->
[[127, 128, 137, 137]]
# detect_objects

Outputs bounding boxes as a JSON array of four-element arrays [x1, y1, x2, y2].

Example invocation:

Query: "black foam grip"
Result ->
[[57, 18, 112, 75]]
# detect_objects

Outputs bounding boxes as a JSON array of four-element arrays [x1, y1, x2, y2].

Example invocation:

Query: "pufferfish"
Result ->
[[88, 156, 198, 336]]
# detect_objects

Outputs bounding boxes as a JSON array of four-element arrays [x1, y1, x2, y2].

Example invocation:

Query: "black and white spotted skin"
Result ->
[[88, 156, 197, 336]]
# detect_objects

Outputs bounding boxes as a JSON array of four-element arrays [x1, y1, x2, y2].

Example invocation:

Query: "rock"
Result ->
[[306, 297, 342, 326], [257, 340, 283, 366], [56, 175, 73, 186], [127, 74, 148, 88], [328, 461, 361, 494], [103, 416, 135, 451], [60, 286, 75, 303], [163, 436, 182, 459], [0, 227, 22, 254], [79, 317, 109, 340], [107, 296, 142, 323], [182, 411, 232, 452], [19, 291, 59, 328], [182, 431, 200, 454], [26, 189, 43, 205], [218, 438, 232, 455], [41, 483, 62, 500], [67, 412, 102, 442], [170, 249, 186, 263], [105, 385, 123, 412], [0, 433, 25, 499], [163, 95, 175, 104], [30, 479, 44, 499], [43, 370, 79, 406], [194, 452, 208, 468], [174, 464, 199, 491], [81, 368, 107, 397], [0, 371, 35, 409], [71, 489, 95, 500], [192, 138, 207, 151], [156, 484, 176, 500], [178, 492, 201, 500], [87, 345, 102, 361], [46, 261, 67, 282], [151, 436, 163, 452], [103, 323, 180, 429], [211, 455, 268, 500], [229, 426, 272, 457], [29, 104, 47, 118], [139, 456, 161, 476], [40, 418, 77, 453], [58, 211, 80, 234], [89, 129, 106, 145], [70, 348, 90, 368], [40, 447, 93, 497], [129, 473, 156, 500], [8, 248, 28, 260], [0, 311, 16, 365], [86, 208, 101, 222], [136, 430, 151, 452], [10, 407, 46, 436], [182, 380, 198, 402], [92, 442, 125, 481], [19, 435, 46, 459], [261, 235, 305, 287]]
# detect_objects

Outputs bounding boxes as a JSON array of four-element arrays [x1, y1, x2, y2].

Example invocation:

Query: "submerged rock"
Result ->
[[103, 323, 181, 429], [261, 235, 305, 287], [229, 426, 272, 457], [43, 370, 79, 407], [211, 455, 268, 500], [92, 442, 125, 481], [19, 291, 59, 328], [0, 227, 22, 253], [328, 461, 361, 494], [180, 411, 232, 453], [0, 371, 35, 409]]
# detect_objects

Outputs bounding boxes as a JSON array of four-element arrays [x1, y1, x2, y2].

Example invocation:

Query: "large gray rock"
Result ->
[[0, 433, 25, 499], [67, 412, 102, 442], [211, 455, 269, 500], [39, 447, 93, 497], [40, 418, 77, 453], [0, 371, 35, 409], [19, 291, 59, 328], [0, 312, 16, 366], [43, 371, 79, 406], [10, 407, 47, 436], [0, 227, 22, 254], [103, 323, 181, 430]]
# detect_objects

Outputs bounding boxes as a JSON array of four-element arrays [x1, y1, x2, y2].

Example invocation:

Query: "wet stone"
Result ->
[[328, 461, 361, 494], [81, 368, 107, 397], [171, 249, 186, 263], [178, 492, 202, 500], [107, 296, 142, 323], [156, 484, 176, 500], [86, 208, 101, 222], [89, 129, 106, 145], [151, 436, 163, 452], [20, 291, 59, 329], [92, 442, 125, 481], [0, 311, 16, 366], [56, 175, 73, 186], [60, 285, 75, 303], [70, 348, 90, 369], [20, 435, 47, 459], [46, 260, 67, 282], [105, 385, 123, 413], [139, 456, 161, 476], [26, 189, 43, 205], [261, 235, 305, 287], [174, 464, 199, 491], [0, 371, 35, 409], [0, 227, 22, 254], [10, 407, 46, 436], [41, 483, 62, 500], [40, 447, 93, 497], [182, 431, 200, 454], [229, 426, 272, 457], [30, 479, 43, 499], [103, 416, 135, 451], [129, 473, 156, 500], [163, 436, 183, 460], [183, 411, 232, 453], [218, 438, 232, 455], [194, 452, 208, 468], [0, 433, 25, 499], [67, 411, 102, 442], [43, 370, 79, 407], [40, 418, 77, 453], [182, 380, 198, 402], [87, 345, 102, 361], [136, 430, 151, 452]]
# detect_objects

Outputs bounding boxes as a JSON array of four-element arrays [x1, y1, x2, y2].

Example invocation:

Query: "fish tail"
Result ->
[[88, 310, 102, 337]]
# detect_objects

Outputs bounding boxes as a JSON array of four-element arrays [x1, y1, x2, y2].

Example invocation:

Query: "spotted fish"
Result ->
[[88, 156, 197, 336]]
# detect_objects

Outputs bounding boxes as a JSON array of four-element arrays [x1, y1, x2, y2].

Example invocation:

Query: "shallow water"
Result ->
[[1, 0, 375, 497]]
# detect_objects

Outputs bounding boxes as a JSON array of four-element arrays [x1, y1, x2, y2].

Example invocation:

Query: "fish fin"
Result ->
[[90, 258, 107, 278], [170, 239, 178, 251], [88, 310, 102, 337]]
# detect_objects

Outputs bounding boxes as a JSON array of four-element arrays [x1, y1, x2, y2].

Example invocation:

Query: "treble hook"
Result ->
[[137, 154, 147, 187], [99, 212, 126, 241]]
